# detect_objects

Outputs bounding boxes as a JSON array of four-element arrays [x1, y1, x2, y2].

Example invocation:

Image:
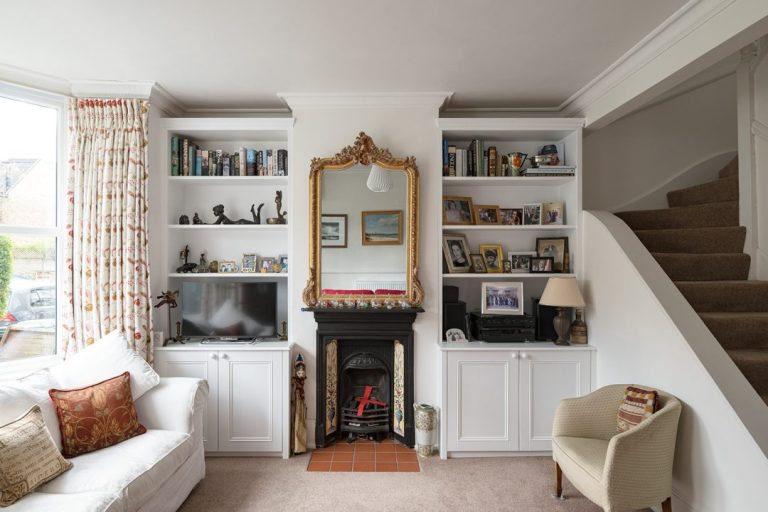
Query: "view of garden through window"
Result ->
[[0, 95, 58, 361]]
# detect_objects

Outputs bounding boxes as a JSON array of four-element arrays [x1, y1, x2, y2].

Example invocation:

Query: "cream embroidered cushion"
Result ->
[[0, 406, 72, 507], [50, 330, 159, 400]]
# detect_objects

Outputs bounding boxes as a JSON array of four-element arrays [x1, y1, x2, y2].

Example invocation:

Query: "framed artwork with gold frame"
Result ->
[[475, 204, 501, 225], [479, 244, 504, 273], [442, 195, 475, 225], [362, 210, 403, 245]]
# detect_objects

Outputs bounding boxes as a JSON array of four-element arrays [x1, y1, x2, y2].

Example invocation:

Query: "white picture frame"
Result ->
[[481, 281, 524, 315]]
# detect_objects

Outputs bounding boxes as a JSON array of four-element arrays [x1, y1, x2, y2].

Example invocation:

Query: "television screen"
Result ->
[[181, 282, 277, 338]]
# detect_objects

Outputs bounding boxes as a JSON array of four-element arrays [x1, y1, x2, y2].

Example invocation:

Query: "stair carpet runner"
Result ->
[[616, 157, 768, 406]]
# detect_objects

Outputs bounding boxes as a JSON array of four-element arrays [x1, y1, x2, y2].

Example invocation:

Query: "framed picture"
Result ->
[[279, 254, 288, 273], [470, 254, 487, 273], [542, 201, 564, 225], [219, 260, 237, 273], [523, 203, 542, 225], [321, 214, 347, 248], [507, 251, 537, 273], [502, 260, 512, 273], [260, 257, 275, 273], [482, 282, 524, 315], [500, 208, 523, 226], [362, 210, 402, 245], [536, 237, 569, 272], [443, 195, 475, 225], [530, 256, 555, 273], [475, 204, 501, 225], [442, 234, 472, 273], [241, 253, 258, 273], [479, 244, 504, 273]]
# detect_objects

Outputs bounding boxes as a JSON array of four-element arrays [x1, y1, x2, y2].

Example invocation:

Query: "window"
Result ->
[[0, 83, 65, 365]]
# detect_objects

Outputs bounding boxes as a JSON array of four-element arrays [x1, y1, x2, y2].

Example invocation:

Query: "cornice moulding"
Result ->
[[0, 62, 70, 97], [70, 80, 155, 99], [277, 92, 453, 110]]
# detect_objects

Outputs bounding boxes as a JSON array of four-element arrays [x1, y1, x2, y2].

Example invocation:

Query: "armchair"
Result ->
[[552, 384, 681, 512]]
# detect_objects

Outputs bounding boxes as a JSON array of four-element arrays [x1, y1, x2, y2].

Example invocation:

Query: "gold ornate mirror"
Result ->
[[302, 132, 423, 307]]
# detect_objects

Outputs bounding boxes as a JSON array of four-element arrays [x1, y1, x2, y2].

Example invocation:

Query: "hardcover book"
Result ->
[[171, 136, 180, 176], [277, 149, 288, 176], [181, 138, 189, 176], [239, 148, 246, 176], [246, 149, 256, 176]]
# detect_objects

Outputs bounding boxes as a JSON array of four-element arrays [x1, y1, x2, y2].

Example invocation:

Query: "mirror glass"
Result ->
[[320, 165, 408, 292]]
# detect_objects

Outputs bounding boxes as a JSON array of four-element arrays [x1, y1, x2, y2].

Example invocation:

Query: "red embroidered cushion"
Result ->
[[49, 372, 146, 458]]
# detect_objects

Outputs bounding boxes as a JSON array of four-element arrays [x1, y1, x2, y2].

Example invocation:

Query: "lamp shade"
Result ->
[[539, 277, 585, 308], [366, 163, 392, 193]]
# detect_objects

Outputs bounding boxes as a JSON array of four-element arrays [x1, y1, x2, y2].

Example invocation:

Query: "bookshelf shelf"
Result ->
[[442, 224, 577, 232], [442, 273, 576, 279], [168, 176, 288, 185], [442, 176, 575, 186], [168, 272, 288, 279], [167, 224, 288, 231]]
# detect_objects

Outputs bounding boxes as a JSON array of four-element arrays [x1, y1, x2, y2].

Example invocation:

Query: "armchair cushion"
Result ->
[[553, 436, 608, 481]]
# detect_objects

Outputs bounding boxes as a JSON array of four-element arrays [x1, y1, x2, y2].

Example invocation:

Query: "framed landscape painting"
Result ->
[[362, 210, 403, 245], [321, 214, 347, 248]]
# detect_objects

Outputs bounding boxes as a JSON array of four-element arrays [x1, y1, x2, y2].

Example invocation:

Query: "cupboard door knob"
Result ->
[[510, 353, 518, 359], [221, 353, 229, 360], [520, 352, 528, 359], [210, 353, 218, 360]]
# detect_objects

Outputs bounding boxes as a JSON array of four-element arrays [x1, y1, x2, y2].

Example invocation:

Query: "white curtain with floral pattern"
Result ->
[[61, 98, 153, 362]]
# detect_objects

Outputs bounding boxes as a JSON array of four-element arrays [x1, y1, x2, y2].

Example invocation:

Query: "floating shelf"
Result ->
[[167, 224, 287, 230], [442, 273, 575, 279], [442, 224, 576, 231], [168, 272, 288, 278], [442, 176, 575, 186], [168, 176, 288, 185]]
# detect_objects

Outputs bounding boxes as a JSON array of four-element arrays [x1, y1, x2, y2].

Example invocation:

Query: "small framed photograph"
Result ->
[[507, 251, 537, 273], [542, 201, 564, 225], [502, 260, 512, 273], [482, 282, 524, 315], [443, 195, 476, 225], [475, 204, 501, 225], [279, 254, 288, 273], [362, 210, 403, 245], [479, 244, 504, 273], [219, 260, 237, 273], [445, 328, 467, 342], [470, 254, 487, 273], [523, 203, 542, 225], [500, 208, 523, 225], [443, 234, 472, 273], [260, 257, 275, 273], [536, 237, 570, 272], [242, 253, 258, 273], [321, 214, 347, 248], [530, 256, 555, 273]]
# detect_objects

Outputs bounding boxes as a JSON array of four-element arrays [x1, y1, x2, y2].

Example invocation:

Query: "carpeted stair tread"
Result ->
[[617, 201, 738, 230], [726, 348, 768, 395], [719, 156, 739, 179], [667, 175, 738, 207], [634, 226, 746, 254], [653, 253, 750, 281], [699, 312, 768, 350], [676, 281, 768, 312]]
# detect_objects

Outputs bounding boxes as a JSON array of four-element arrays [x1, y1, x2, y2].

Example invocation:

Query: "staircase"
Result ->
[[616, 157, 768, 406]]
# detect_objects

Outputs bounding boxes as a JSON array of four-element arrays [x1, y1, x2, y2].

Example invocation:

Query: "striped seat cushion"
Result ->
[[617, 386, 658, 432]]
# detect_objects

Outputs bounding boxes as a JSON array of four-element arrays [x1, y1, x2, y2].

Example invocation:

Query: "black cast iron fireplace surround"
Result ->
[[305, 307, 422, 448]]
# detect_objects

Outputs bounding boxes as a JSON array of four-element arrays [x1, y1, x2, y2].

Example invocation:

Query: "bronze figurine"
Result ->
[[275, 191, 287, 224], [179, 214, 190, 225], [176, 245, 198, 273], [192, 213, 206, 225]]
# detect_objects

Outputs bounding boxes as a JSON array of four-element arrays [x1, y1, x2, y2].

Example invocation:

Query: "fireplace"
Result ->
[[309, 308, 421, 447]]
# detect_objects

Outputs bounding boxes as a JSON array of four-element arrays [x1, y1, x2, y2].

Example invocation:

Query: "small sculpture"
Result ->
[[251, 203, 264, 225], [292, 353, 307, 454], [212, 204, 255, 225], [197, 252, 209, 273], [153, 290, 182, 345], [275, 190, 287, 224], [176, 245, 198, 273], [192, 213, 206, 225], [179, 214, 190, 225]]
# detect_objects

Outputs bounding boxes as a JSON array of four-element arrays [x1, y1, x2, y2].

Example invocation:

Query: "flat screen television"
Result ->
[[181, 282, 277, 339]]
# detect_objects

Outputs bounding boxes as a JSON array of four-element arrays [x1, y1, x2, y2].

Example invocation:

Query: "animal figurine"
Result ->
[[153, 290, 179, 309]]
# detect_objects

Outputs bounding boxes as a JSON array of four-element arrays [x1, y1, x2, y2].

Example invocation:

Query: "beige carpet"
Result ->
[[178, 455, 650, 512]]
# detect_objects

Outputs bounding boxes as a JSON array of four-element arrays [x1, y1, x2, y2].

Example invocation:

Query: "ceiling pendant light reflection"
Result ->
[[366, 163, 392, 193]]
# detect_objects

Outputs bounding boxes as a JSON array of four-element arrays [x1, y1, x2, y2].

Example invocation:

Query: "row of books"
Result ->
[[171, 137, 288, 177], [442, 139, 575, 177]]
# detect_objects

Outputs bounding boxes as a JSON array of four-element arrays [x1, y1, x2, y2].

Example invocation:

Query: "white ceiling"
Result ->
[[0, 0, 688, 111]]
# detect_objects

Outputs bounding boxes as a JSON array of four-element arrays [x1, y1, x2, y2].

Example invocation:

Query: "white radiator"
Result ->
[[354, 280, 406, 291]]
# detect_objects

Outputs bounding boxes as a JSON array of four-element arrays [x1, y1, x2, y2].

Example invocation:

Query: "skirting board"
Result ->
[[650, 490, 696, 512]]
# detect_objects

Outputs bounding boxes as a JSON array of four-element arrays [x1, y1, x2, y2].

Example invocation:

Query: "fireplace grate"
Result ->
[[340, 386, 390, 435]]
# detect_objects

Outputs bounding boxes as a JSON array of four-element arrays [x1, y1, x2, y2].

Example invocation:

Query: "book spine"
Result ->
[[181, 138, 189, 176], [278, 149, 288, 176], [188, 145, 196, 177], [195, 149, 202, 176], [467, 143, 474, 177], [478, 140, 485, 176], [257, 151, 265, 176], [201, 150, 209, 176], [222, 154, 230, 176], [232, 153, 240, 176], [215, 150, 223, 176], [442, 138, 449, 176], [239, 147, 246, 176], [488, 146, 497, 177], [246, 149, 256, 176], [447, 145, 456, 177], [267, 149, 273, 175], [170, 137, 180, 176]]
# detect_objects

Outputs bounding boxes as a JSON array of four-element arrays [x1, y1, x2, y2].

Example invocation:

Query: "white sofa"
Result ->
[[0, 372, 208, 512]]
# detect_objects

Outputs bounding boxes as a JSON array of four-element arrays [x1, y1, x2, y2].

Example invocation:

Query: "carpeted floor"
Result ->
[[178, 455, 651, 512]]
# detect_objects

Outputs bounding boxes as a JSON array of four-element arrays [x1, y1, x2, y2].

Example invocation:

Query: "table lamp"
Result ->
[[539, 277, 585, 346]]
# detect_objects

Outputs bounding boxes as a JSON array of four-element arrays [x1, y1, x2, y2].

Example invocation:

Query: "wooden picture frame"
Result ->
[[218, 260, 237, 273], [507, 251, 537, 273], [443, 195, 476, 225], [443, 234, 472, 273], [361, 210, 403, 245], [475, 204, 501, 225], [479, 244, 504, 273], [470, 254, 487, 273], [482, 281, 524, 315], [542, 201, 564, 225], [536, 237, 570, 272], [530, 256, 555, 273], [321, 214, 348, 248]]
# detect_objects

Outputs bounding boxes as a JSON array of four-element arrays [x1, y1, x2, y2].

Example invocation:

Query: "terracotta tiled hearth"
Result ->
[[306, 439, 420, 472]]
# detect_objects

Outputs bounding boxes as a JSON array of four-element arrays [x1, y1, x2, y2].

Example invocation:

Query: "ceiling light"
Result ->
[[366, 163, 392, 193]]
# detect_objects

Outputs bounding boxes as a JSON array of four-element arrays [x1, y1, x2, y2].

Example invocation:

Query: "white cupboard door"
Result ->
[[153, 350, 219, 452], [447, 351, 519, 452], [519, 350, 591, 451], [218, 350, 282, 452]]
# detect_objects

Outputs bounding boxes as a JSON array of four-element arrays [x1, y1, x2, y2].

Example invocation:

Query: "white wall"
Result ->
[[582, 211, 768, 512], [583, 74, 737, 211], [290, 103, 442, 447]]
